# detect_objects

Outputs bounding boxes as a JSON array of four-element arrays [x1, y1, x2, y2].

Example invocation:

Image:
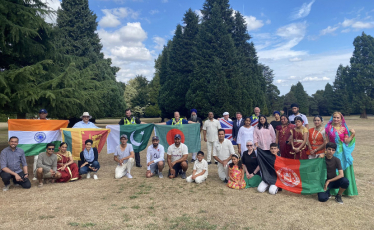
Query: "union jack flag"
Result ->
[[218, 118, 236, 145]]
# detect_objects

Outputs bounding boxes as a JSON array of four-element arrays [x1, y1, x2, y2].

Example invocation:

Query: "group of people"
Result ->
[[1, 105, 357, 204]]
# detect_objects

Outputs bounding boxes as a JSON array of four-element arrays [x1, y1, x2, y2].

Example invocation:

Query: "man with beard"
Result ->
[[118, 109, 147, 167], [203, 112, 221, 164], [146, 136, 165, 179], [188, 109, 203, 162], [288, 103, 309, 129]]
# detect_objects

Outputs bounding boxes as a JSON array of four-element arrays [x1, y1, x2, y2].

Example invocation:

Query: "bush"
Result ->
[[145, 105, 161, 118]]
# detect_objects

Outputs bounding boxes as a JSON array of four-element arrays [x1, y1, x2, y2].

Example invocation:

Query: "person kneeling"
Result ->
[[186, 151, 208, 184], [36, 143, 61, 187], [257, 143, 279, 195], [114, 134, 135, 179], [167, 134, 188, 179], [146, 136, 165, 178], [79, 139, 100, 180], [317, 142, 349, 204], [227, 154, 246, 189]]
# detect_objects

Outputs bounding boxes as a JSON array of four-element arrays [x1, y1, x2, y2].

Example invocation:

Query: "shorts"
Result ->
[[43, 171, 54, 179], [149, 163, 158, 174], [168, 160, 188, 177]]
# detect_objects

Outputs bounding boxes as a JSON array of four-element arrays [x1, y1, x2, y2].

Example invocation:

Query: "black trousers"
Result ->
[[0, 171, 31, 189]]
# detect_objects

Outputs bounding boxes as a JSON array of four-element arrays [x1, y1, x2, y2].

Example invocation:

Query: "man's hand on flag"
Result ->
[[324, 180, 330, 191]]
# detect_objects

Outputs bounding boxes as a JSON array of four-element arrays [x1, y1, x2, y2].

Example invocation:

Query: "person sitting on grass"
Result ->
[[1, 136, 31, 191], [227, 154, 246, 189], [257, 143, 280, 195], [79, 139, 100, 180], [242, 141, 262, 189], [167, 134, 188, 179], [114, 134, 135, 179], [146, 136, 165, 179], [317, 142, 349, 204], [186, 151, 208, 184], [36, 143, 61, 187]]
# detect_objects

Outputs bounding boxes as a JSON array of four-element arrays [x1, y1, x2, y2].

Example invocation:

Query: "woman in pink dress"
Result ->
[[227, 154, 246, 189], [254, 115, 276, 150]]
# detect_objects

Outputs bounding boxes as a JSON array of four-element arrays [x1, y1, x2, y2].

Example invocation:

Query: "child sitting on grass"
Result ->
[[186, 151, 208, 184], [227, 154, 246, 189]]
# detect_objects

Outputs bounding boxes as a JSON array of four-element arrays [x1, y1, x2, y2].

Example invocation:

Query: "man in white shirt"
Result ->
[[288, 103, 309, 129], [114, 134, 135, 179], [167, 134, 188, 179], [186, 151, 208, 184], [203, 112, 221, 164], [146, 136, 165, 179], [213, 129, 235, 182], [222, 112, 232, 121], [73, 112, 99, 128]]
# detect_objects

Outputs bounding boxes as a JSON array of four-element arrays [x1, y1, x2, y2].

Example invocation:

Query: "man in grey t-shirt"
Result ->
[[36, 143, 61, 187], [114, 134, 135, 179]]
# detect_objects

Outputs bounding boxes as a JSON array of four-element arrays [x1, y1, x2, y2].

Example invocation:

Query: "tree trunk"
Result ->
[[360, 108, 367, 118]]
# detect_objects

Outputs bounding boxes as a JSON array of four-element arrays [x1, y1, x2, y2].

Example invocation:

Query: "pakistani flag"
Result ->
[[154, 123, 201, 153], [257, 148, 327, 195], [106, 124, 154, 153]]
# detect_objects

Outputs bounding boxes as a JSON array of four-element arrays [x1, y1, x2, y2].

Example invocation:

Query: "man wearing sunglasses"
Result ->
[[36, 143, 61, 187]]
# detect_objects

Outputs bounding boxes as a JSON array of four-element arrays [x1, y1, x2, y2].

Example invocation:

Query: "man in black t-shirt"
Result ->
[[317, 142, 350, 204]]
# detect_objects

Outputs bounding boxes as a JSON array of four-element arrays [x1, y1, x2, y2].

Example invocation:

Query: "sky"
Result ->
[[45, 0, 374, 95]]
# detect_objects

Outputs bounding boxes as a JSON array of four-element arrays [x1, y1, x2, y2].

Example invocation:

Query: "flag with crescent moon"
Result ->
[[61, 128, 111, 160], [106, 124, 154, 154]]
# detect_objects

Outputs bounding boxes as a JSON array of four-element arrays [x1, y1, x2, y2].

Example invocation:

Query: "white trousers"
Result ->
[[115, 158, 134, 179], [257, 181, 278, 195], [217, 161, 230, 181], [206, 141, 215, 162], [33, 155, 39, 178], [186, 174, 207, 184], [192, 152, 197, 160]]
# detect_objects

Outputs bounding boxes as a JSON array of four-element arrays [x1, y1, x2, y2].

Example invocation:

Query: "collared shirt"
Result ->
[[0, 146, 27, 173], [213, 139, 235, 160], [193, 159, 208, 176], [203, 119, 221, 142], [167, 143, 188, 162], [72, 121, 99, 128], [289, 113, 309, 126], [146, 144, 165, 170], [114, 144, 134, 165]]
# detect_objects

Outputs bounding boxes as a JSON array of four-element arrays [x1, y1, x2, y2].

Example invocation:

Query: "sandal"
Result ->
[[38, 183, 43, 188]]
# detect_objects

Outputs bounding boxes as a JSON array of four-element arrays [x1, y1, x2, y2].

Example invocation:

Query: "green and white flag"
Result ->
[[106, 124, 154, 153]]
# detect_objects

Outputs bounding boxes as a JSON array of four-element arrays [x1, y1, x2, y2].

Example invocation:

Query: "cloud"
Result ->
[[275, 79, 286, 84], [341, 29, 351, 33], [290, 0, 315, 20], [195, 9, 203, 20], [289, 57, 302, 62], [98, 22, 155, 82], [244, 16, 264, 31], [150, 9, 159, 15], [301, 76, 330, 82], [43, 0, 61, 24], [341, 18, 374, 29], [98, 7, 139, 28], [266, 19, 271, 25], [153, 36, 166, 50], [320, 26, 339, 35]]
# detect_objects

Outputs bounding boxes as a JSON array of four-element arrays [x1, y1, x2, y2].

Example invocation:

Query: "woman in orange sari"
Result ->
[[308, 115, 326, 159], [56, 142, 80, 182], [289, 117, 309, 159]]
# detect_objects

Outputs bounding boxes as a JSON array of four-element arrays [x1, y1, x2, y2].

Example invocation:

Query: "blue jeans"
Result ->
[[318, 177, 349, 202], [79, 161, 100, 175]]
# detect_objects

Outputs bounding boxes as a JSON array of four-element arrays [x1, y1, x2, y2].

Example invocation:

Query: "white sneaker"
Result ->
[[3, 184, 10, 191], [93, 174, 98, 180], [86, 173, 91, 179], [32, 177, 37, 181], [125, 173, 133, 179], [158, 171, 163, 178]]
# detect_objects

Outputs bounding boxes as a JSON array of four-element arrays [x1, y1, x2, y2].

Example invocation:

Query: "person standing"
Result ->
[[0, 137, 31, 191], [233, 112, 244, 143], [167, 134, 188, 179], [275, 115, 295, 159], [222, 112, 232, 121], [203, 112, 221, 164], [146, 136, 165, 179], [237, 117, 255, 156], [36, 143, 62, 187], [188, 109, 203, 162], [158, 111, 196, 125], [73, 112, 99, 128], [307, 115, 326, 159], [253, 115, 276, 151], [213, 129, 235, 182], [251, 107, 261, 126], [114, 134, 135, 179], [270, 111, 282, 133], [288, 103, 309, 129], [289, 117, 309, 160], [118, 108, 146, 167]]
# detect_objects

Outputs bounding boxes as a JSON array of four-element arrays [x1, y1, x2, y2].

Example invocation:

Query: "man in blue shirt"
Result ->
[[73, 112, 99, 128], [0, 136, 31, 191]]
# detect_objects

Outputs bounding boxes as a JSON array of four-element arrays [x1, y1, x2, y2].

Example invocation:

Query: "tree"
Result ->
[[145, 55, 162, 117], [332, 65, 351, 115], [290, 82, 309, 115], [260, 64, 280, 115], [323, 83, 334, 115]]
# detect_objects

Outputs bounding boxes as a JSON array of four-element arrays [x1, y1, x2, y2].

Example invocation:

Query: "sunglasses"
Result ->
[[246, 145, 253, 147], [48, 148, 55, 150]]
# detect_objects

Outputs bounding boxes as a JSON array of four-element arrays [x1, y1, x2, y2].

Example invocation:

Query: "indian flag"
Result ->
[[8, 119, 69, 156]]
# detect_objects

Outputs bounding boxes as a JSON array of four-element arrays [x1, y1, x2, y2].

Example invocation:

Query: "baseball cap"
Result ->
[[120, 134, 128, 139], [39, 109, 47, 113], [152, 136, 159, 141], [174, 134, 181, 139], [223, 112, 229, 116]]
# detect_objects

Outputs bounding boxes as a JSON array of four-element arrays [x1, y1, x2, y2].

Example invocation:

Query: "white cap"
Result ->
[[223, 112, 229, 116], [80, 112, 92, 119]]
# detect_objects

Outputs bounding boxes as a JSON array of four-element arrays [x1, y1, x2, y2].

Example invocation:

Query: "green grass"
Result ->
[[168, 214, 217, 230], [68, 222, 80, 227], [39, 215, 55, 220], [131, 205, 140, 209], [130, 195, 138, 199], [81, 222, 96, 227]]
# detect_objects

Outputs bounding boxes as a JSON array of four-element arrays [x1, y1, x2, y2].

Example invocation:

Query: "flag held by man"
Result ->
[[61, 128, 110, 160], [256, 148, 326, 195], [8, 119, 68, 156], [218, 118, 236, 145]]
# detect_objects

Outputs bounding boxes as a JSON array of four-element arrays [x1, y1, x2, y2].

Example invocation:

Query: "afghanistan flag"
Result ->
[[154, 123, 201, 153], [61, 128, 110, 160], [106, 124, 154, 153], [257, 148, 326, 194], [8, 119, 69, 156]]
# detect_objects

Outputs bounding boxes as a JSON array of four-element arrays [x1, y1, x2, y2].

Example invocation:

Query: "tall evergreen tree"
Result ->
[[332, 65, 351, 115], [260, 64, 280, 115], [289, 82, 309, 115], [323, 83, 334, 115]]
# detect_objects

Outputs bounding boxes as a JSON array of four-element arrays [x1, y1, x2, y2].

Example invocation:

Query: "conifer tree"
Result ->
[[332, 65, 351, 115]]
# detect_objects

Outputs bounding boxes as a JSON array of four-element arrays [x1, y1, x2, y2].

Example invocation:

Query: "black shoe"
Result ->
[[278, 188, 282, 192], [191, 159, 195, 163], [208, 162, 212, 165], [223, 179, 228, 183], [215, 162, 218, 165], [335, 194, 343, 204], [136, 163, 142, 168]]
